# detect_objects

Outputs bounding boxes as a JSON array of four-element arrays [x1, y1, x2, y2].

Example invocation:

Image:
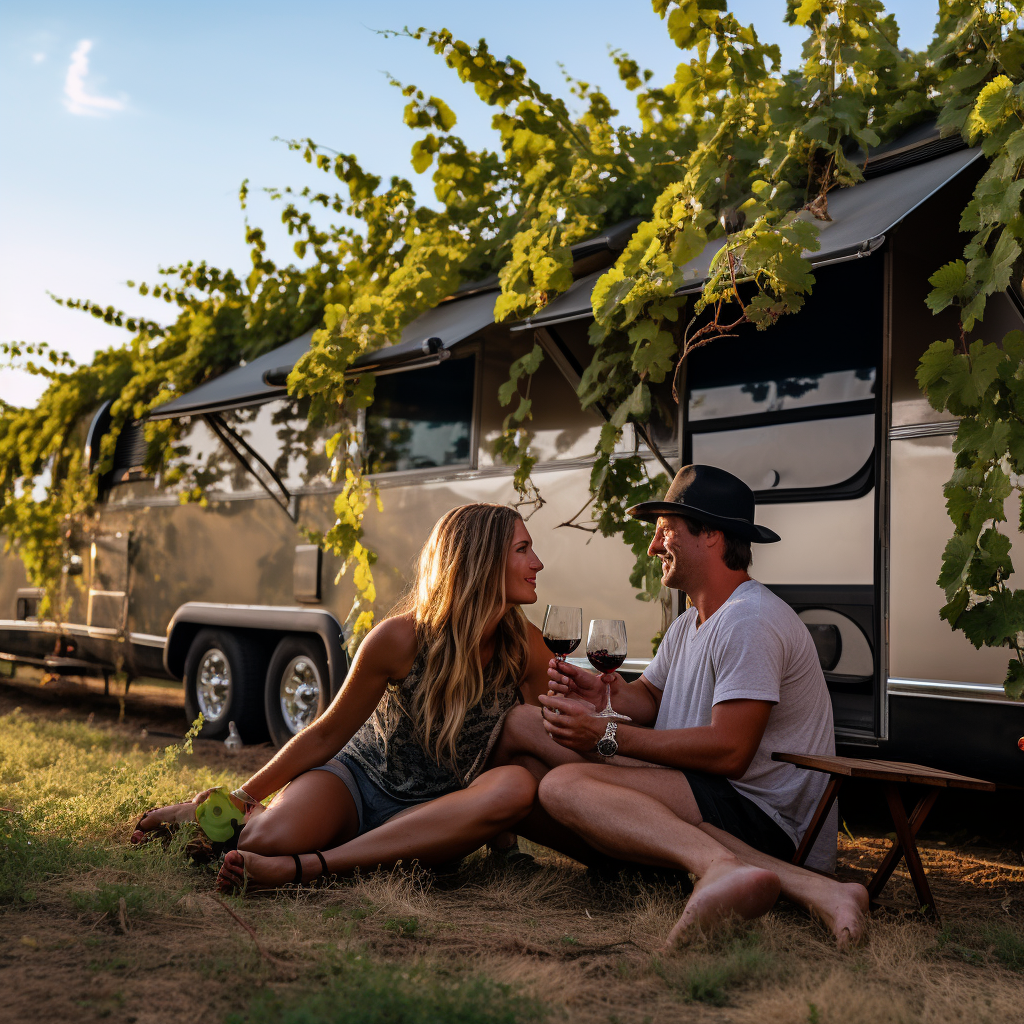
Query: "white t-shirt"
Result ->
[[644, 579, 837, 870]]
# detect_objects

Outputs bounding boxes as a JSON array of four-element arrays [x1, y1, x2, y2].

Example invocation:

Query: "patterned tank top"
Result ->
[[342, 649, 521, 802]]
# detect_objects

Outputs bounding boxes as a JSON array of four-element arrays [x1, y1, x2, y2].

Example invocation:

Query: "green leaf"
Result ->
[[940, 587, 970, 628], [967, 528, 1014, 591], [410, 134, 440, 174], [429, 96, 457, 131], [632, 330, 677, 383], [925, 261, 968, 314], [793, 0, 821, 27], [498, 379, 518, 406], [1004, 659, 1024, 700], [511, 396, 532, 423], [1006, 129, 1024, 166], [967, 75, 1015, 141], [610, 382, 650, 428], [627, 320, 659, 346], [598, 421, 621, 454], [592, 269, 635, 324], [916, 340, 958, 411], [498, 343, 544, 406], [669, 224, 707, 267], [957, 588, 1024, 649], [937, 533, 975, 601], [666, 1, 701, 48], [918, 339, 1004, 413]]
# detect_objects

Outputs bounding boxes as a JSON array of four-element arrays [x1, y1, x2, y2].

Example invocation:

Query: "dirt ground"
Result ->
[[2, 673, 1024, 1024]]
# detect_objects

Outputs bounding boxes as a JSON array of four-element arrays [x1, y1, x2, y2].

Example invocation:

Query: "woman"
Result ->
[[133, 503, 554, 891]]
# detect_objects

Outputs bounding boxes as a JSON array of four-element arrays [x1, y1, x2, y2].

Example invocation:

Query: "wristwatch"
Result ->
[[596, 720, 619, 757]]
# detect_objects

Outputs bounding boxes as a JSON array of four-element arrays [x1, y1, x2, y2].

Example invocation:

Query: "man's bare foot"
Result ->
[[216, 849, 318, 893], [665, 858, 780, 948], [813, 881, 869, 950], [130, 789, 215, 843]]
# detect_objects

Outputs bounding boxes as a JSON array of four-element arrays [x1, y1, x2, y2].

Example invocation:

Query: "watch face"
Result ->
[[597, 738, 617, 757]]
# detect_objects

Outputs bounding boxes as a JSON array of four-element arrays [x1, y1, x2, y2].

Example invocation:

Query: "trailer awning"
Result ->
[[147, 332, 315, 419], [146, 214, 648, 420], [513, 145, 983, 331], [148, 288, 498, 420], [348, 287, 497, 374]]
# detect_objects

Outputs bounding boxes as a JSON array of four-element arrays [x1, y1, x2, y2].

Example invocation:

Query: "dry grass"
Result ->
[[2, 681, 1023, 1024]]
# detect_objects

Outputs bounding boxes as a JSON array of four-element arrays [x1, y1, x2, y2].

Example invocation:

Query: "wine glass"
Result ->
[[542, 605, 582, 669], [587, 618, 631, 721], [542, 605, 594, 712]]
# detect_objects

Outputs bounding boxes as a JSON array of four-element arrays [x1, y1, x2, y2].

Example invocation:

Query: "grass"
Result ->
[[226, 956, 548, 1024], [3, 692, 1024, 1024], [653, 932, 775, 1005]]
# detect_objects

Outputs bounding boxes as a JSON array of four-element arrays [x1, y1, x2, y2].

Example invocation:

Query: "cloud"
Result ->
[[32, 53, 45, 64], [63, 40, 125, 117]]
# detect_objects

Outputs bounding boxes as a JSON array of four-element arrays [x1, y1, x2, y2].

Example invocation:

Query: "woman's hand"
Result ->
[[131, 788, 217, 842], [545, 658, 607, 710]]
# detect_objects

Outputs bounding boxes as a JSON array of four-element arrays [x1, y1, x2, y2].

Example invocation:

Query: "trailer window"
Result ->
[[688, 367, 876, 490], [157, 400, 331, 498], [691, 413, 874, 492], [366, 355, 474, 474], [689, 367, 876, 422], [684, 259, 881, 499], [162, 416, 249, 494], [218, 400, 332, 492]]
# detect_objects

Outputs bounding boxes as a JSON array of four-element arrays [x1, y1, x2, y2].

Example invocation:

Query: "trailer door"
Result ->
[[87, 530, 130, 635], [683, 258, 885, 741]]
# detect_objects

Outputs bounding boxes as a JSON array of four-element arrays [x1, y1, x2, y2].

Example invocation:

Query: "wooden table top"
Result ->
[[771, 752, 997, 791]]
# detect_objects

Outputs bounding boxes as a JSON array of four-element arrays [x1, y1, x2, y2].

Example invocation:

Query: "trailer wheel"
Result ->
[[183, 629, 265, 742], [264, 636, 329, 748]]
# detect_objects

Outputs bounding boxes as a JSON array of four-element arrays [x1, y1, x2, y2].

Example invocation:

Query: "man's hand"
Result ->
[[537, 692, 606, 752], [546, 658, 611, 710]]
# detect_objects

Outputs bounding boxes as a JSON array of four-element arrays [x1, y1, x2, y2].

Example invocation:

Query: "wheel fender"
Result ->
[[165, 603, 349, 699]]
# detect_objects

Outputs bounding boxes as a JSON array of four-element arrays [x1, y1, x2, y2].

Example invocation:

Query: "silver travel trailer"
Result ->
[[2, 123, 1022, 780]]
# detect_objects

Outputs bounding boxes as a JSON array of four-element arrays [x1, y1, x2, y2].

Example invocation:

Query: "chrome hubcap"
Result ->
[[279, 656, 321, 735], [196, 648, 231, 722]]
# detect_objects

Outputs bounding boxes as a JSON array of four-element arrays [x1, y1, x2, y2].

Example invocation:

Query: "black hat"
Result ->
[[626, 465, 781, 543]]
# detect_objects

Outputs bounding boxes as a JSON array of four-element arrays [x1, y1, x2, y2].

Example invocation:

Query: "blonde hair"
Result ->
[[394, 503, 531, 767]]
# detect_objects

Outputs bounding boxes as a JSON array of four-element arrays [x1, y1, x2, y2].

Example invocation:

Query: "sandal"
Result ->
[[290, 850, 336, 888]]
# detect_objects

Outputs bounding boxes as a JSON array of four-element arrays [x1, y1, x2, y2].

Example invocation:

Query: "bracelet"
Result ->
[[230, 787, 259, 807]]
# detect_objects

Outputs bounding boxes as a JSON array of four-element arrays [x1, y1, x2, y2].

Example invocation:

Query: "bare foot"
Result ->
[[665, 858, 780, 947], [813, 881, 870, 950], [130, 788, 215, 843], [216, 849, 315, 893]]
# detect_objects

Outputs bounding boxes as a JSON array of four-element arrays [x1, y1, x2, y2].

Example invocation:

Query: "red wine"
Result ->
[[544, 636, 581, 657], [588, 649, 625, 673]]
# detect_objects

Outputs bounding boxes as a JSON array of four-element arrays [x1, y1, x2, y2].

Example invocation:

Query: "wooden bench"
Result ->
[[772, 752, 996, 918]]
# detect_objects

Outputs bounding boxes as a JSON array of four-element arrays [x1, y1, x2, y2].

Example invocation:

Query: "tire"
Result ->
[[183, 628, 267, 742], [264, 635, 330, 748]]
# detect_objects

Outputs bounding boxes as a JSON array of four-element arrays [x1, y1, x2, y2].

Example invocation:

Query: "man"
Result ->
[[493, 465, 868, 947]]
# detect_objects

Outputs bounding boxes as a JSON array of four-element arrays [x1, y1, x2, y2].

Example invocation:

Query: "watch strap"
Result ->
[[597, 720, 618, 756]]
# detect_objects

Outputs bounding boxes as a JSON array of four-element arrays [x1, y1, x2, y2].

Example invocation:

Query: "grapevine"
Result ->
[[2, 1, 1023, 679]]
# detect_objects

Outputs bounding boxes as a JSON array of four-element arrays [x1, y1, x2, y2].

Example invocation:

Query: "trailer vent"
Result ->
[[111, 419, 150, 482], [16, 587, 44, 620]]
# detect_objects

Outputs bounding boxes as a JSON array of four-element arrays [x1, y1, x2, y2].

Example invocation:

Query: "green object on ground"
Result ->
[[195, 787, 243, 842]]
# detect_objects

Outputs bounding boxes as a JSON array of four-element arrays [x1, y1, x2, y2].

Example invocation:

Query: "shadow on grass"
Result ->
[[227, 953, 548, 1024], [653, 931, 775, 1006]]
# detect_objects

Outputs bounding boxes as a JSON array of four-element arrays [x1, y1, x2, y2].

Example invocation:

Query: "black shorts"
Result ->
[[683, 770, 796, 862]]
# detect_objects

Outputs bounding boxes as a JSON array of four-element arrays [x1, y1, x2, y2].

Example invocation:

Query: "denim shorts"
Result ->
[[683, 770, 796, 862], [311, 753, 429, 835]]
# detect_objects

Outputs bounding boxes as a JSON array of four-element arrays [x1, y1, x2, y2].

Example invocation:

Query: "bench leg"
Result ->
[[792, 775, 843, 866], [868, 786, 940, 918]]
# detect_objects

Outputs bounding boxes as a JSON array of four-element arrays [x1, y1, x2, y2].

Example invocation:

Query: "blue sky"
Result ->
[[0, 0, 939, 407]]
